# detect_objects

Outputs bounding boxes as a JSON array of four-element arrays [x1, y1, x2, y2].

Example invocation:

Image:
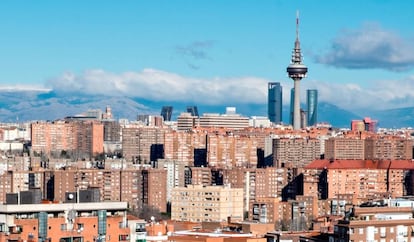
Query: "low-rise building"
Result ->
[[0, 201, 130, 242], [332, 206, 414, 241]]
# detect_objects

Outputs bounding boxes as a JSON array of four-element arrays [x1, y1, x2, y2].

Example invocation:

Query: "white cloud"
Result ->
[[0, 85, 51, 92], [303, 76, 414, 110], [46, 68, 414, 111], [315, 23, 414, 71], [46, 68, 272, 105]]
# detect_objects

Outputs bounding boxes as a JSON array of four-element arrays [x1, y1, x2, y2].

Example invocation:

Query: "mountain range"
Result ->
[[0, 89, 413, 129]]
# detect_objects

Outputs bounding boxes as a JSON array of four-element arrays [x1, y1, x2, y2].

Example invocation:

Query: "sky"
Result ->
[[1, 0, 414, 112]]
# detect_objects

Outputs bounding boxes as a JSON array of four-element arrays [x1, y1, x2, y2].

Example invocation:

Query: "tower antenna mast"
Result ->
[[287, 11, 308, 130], [296, 10, 299, 41]]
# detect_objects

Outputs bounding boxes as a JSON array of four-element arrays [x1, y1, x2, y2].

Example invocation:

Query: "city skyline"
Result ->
[[0, 1, 414, 112]]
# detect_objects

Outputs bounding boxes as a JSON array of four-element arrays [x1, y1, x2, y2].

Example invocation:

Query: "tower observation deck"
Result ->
[[287, 11, 308, 130]]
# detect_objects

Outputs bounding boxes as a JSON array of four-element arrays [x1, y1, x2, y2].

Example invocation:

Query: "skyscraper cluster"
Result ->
[[267, 85, 318, 127], [267, 12, 318, 128]]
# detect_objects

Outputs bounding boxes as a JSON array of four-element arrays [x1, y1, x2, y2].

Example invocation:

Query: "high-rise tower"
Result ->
[[186, 106, 199, 117], [307, 89, 318, 126], [268, 82, 283, 124], [161, 106, 173, 121], [286, 11, 307, 130]]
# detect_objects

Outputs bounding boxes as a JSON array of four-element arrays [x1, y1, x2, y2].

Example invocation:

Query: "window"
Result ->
[[118, 234, 129, 241], [77, 223, 84, 232], [60, 224, 67, 231]]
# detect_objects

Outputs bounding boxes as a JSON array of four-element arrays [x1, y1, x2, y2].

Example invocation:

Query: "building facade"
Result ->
[[306, 89, 318, 126], [160, 106, 173, 122], [0, 201, 130, 242], [268, 82, 283, 124], [171, 185, 243, 222]]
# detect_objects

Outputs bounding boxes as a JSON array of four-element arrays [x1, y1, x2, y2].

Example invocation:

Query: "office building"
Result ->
[[176, 112, 198, 131], [289, 88, 294, 126], [286, 12, 307, 130], [306, 89, 318, 126], [268, 82, 283, 124], [160, 106, 173, 121], [186, 105, 199, 117], [300, 108, 307, 128], [137, 114, 163, 127], [199, 111, 249, 130]]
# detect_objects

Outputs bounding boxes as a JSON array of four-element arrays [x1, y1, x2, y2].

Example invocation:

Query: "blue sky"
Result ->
[[1, 0, 414, 111]]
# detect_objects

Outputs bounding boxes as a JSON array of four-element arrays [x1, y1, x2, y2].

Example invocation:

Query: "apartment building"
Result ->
[[333, 206, 414, 241], [122, 126, 167, 163], [207, 133, 258, 168], [189, 166, 212, 186], [272, 137, 321, 168], [0, 201, 130, 242], [142, 168, 167, 213], [364, 136, 413, 160], [171, 185, 243, 222], [325, 137, 365, 160], [304, 159, 414, 203], [31, 120, 104, 159], [49, 167, 166, 213]]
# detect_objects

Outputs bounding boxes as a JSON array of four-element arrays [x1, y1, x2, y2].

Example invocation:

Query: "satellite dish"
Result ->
[[68, 193, 74, 200]]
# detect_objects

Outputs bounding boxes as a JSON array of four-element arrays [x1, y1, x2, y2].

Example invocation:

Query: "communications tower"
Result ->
[[287, 11, 308, 130]]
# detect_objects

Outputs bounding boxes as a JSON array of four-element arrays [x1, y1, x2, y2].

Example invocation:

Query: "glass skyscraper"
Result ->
[[161, 106, 173, 121], [268, 82, 283, 124], [186, 106, 199, 117], [307, 89, 318, 126]]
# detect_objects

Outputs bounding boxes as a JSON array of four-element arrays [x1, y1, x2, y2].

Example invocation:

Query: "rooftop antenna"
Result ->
[[296, 10, 299, 41]]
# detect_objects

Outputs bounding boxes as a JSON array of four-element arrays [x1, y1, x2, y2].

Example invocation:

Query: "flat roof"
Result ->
[[0, 202, 128, 213]]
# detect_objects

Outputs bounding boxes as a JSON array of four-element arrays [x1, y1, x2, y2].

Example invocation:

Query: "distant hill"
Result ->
[[0, 89, 412, 129], [366, 107, 414, 129], [0, 90, 153, 122]]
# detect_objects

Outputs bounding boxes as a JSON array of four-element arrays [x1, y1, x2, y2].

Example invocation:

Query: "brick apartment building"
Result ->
[[304, 159, 414, 203], [31, 120, 103, 159], [0, 167, 167, 212], [272, 137, 321, 168], [122, 126, 168, 163], [333, 206, 414, 241], [325, 137, 365, 160], [207, 133, 258, 168]]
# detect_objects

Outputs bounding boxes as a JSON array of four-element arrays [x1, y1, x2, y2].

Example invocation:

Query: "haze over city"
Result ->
[[0, 0, 414, 113]]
